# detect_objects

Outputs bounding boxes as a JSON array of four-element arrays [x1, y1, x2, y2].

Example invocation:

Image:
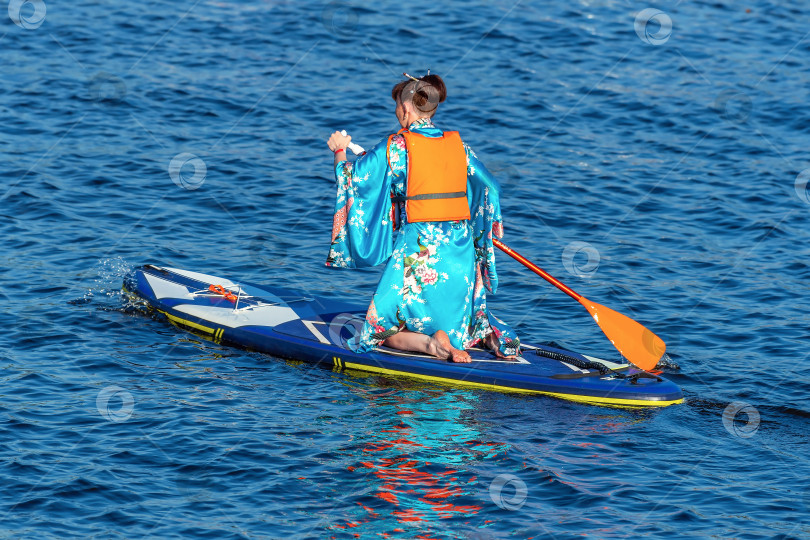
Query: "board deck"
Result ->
[[122, 265, 683, 407]]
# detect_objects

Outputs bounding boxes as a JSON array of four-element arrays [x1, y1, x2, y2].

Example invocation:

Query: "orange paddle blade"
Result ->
[[492, 238, 666, 370], [579, 298, 666, 371]]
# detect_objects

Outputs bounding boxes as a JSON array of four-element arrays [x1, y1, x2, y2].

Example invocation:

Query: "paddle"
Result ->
[[335, 132, 665, 370], [492, 238, 665, 371]]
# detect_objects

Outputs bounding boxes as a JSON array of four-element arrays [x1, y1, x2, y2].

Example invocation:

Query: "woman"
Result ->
[[325, 73, 520, 363]]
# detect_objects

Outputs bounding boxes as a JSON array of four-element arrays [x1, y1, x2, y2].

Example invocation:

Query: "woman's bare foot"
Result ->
[[383, 328, 472, 363], [429, 330, 471, 363], [485, 332, 518, 360]]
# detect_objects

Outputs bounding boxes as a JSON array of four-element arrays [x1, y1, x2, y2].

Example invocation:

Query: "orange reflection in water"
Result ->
[[329, 385, 505, 538]]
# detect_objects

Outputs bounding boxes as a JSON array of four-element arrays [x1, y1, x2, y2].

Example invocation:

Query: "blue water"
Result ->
[[2, 0, 809, 538]]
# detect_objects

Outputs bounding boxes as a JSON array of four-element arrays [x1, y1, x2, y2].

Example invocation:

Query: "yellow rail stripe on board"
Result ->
[[342, 362, 683, 407], [155, 310, 680, 407], [159, 310, 216, 336]]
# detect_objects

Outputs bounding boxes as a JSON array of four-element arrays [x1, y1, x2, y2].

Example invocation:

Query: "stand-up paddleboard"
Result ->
[[122, 265, 683, 407]]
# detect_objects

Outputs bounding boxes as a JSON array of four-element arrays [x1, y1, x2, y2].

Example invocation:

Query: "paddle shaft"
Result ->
[[492, 238, 582, 301]]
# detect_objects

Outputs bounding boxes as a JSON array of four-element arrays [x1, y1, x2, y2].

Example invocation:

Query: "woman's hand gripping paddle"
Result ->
[[493, 238, 665, 371]]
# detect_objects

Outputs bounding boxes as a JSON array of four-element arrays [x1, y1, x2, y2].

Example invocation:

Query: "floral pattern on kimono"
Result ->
[[327, 118, 520, 357]]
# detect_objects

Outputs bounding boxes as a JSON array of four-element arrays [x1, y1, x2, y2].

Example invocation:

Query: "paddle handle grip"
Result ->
[[493, 238, 582, 301], [340, 130, 366, 155]]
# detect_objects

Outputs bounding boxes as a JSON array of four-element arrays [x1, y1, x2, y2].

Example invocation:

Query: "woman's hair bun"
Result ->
[[391, 73, 447, 116]]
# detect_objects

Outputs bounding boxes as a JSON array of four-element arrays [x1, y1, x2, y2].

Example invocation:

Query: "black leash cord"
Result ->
[[534, 348, 614, 376]]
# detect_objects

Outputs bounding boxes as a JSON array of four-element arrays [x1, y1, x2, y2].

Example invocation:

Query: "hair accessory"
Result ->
[[403, 70, 431, 81]]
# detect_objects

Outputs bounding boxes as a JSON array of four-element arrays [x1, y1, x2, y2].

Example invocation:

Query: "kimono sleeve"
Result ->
[[466, 145, 505, 294], [326, 137, 395, 268]]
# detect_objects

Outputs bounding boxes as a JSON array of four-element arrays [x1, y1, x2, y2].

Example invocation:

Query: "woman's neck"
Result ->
[[409, 117, 434, 129]]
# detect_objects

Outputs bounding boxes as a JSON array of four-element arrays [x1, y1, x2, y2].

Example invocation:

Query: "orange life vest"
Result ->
[[388, 130, 470, 223]]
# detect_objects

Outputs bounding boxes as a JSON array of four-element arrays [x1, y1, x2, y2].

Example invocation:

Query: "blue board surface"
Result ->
[[123, 265, 683, 407]]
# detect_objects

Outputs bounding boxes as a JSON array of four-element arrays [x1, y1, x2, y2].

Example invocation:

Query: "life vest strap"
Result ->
[[392, 191, 466, 203]]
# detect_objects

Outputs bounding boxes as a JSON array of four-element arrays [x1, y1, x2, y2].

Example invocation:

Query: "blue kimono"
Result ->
[[327, 118, 520, 356]]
